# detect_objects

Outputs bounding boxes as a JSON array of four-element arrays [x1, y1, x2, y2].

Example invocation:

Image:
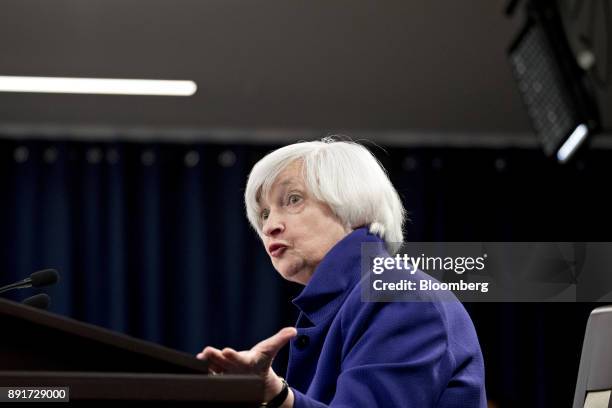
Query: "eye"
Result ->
[[260, 208, 270, 221], [287, 194, 302, 205]]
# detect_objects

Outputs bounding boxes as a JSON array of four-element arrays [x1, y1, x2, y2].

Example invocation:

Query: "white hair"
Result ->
[[244, 137, 406, 253]]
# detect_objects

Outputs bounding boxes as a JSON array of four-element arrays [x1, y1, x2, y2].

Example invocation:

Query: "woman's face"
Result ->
[[258, 161, 351, 285]]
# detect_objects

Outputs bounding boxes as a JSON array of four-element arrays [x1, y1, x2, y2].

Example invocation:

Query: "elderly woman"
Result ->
[[197, 138, 486, 407]]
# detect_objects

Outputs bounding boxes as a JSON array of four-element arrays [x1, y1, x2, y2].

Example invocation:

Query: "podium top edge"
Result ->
[[0, 298, 209, 373]]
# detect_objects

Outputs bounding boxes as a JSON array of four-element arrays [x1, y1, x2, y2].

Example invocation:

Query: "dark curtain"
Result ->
[[0, 137, 610, 407]]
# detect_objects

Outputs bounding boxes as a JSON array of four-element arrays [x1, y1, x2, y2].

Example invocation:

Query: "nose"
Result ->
[[262, 211, 284, 237]]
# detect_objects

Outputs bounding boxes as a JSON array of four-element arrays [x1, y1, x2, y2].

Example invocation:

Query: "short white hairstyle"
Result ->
[[244, 137, 406, 253]]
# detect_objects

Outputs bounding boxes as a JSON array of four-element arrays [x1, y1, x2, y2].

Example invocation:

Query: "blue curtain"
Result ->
[[1, 138, 610, 407], [0, 140, 294, 354]]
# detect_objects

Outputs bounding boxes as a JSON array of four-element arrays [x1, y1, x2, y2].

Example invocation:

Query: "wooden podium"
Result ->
[[0, 298, 263, 405]]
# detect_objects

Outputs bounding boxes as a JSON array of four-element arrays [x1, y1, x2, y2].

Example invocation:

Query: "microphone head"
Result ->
[[30, 269, 60, 288], [22, 293, 50, 310]]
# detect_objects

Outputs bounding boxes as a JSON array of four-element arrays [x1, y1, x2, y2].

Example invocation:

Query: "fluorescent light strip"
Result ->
[[557, 124, 589, 163], [0, 76, 197, 96]]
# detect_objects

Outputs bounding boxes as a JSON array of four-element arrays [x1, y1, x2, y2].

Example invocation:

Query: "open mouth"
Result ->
[[269, 244, 288, 257]]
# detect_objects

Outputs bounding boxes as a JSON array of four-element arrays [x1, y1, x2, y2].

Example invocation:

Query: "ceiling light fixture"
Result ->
[[0, 76, 197, 96]]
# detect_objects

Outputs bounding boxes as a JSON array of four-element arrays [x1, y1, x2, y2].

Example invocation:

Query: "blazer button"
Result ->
[[295, 334, 310, 349]]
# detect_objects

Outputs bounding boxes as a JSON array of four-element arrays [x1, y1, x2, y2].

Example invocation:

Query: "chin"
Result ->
[[274, 261, 306, 284]]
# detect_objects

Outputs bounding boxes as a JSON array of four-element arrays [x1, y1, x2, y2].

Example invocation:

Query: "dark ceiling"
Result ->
[[0, 0, 610, 142]]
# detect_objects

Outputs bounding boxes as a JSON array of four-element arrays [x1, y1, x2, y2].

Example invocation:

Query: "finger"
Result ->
[[207, 353, 238, 372], [202, 348, 239, 371], [222, 347, 251, 365], [197, 345, 220, 357], [200, 346, 236, 364], [196, 350, 226, 374], [198, 346, 221, 359], [202, 347, 250, 374], [198, 346, 253, 375], [208, 362, 224, 375], [222, 348, 263, 373], [254, 327, 298, 358]]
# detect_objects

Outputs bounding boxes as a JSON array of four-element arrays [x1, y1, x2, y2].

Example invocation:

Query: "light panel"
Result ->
[[0, 76, 197, 96]]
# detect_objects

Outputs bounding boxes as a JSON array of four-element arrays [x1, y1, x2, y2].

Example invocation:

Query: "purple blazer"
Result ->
[[286, 227, 487, 407]]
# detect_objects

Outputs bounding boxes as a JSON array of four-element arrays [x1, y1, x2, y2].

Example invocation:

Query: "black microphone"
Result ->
[[30, 269, 60, 287], [0, 269, 60, 294], [22, 293, 50, 310]]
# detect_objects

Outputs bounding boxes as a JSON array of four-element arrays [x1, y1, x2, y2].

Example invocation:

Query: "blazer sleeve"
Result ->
[[291, 300, 458, 408]]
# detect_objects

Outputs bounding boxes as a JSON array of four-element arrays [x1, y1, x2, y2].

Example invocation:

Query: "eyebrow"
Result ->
[[258, 179, 302, 206], [275, 179, 305, 196], [276, 179, 298, 188]]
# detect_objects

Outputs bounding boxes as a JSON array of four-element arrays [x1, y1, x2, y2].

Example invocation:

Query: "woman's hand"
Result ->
[[196, 327, 297, 402]]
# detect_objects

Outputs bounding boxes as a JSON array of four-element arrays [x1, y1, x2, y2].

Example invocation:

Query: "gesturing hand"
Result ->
[[196, 327, 297, 402]]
